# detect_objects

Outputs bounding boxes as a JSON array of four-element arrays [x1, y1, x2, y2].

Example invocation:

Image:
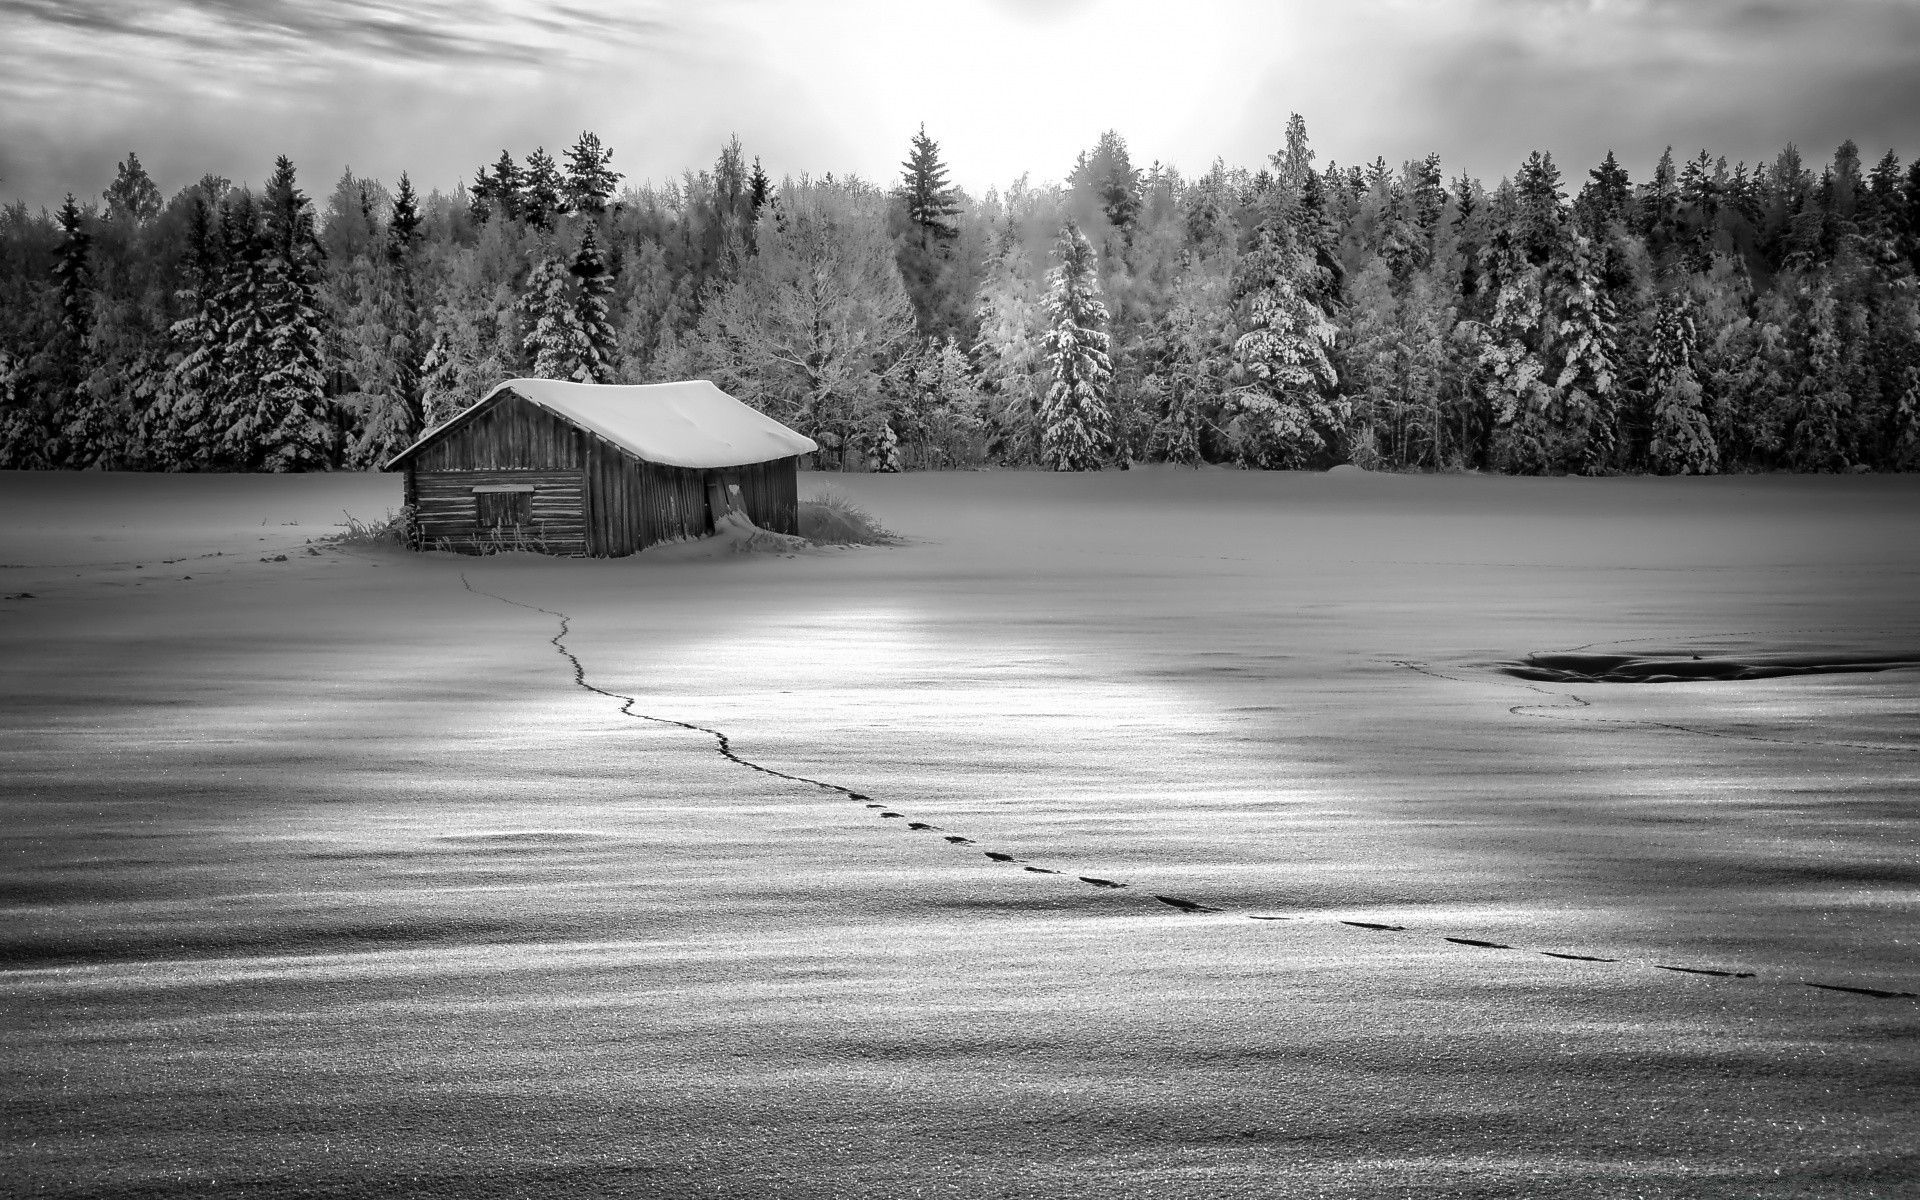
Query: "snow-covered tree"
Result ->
[[145, 188, 226, 468], [521, 148, 567, 227], [971, 218, 1047, 463], [563, 132, 622, 216], [1226, 222, 1341, 468], [1645, 292, 1717, 474], [1550, 232, 1621, 472], [570, 225, 617, 383], [1143, 263, 1230, 466], [249, 157, 334, 471], [1038, 220, 1113, 470], [695, 176, 917, 456], [1789, 286, 1853, 470], [520, 249, 589, 381]]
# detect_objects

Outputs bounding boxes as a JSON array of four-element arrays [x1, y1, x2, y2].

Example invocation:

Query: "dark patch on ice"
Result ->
[[1445, 937, 1512, 949], [1023, 866, 1061, 874], [1079, 876, 1127, 889], [845, 793, 870, 801], [1248, 915, 1293, 921], [944, 836, 973, 844], [906, 822, 940, 831], [1154, 894, 1223, 914], [1542, 951, 1619, 963], [1805, 981, 1919, 1000], [983, 851, 1021, 863], [1655, 964, 1756, 978], [1502, 651, 1920, 684], [877, 812, 905, 818], [1342, 920, 1406, 931]]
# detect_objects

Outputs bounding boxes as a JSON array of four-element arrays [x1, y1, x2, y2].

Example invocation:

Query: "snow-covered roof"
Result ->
[[386, 379, 817, 471]]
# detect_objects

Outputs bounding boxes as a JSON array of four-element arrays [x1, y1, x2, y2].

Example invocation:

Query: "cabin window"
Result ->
[[473, 484, 534, 527]]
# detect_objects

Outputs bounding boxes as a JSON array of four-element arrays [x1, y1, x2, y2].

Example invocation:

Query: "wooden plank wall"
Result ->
[[404, 385, 803, 555], [734, 457, 800, 535], [413, 470, 588, 556], [411, 390, 583, 472]]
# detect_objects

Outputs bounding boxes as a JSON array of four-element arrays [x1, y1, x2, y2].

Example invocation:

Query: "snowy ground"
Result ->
[[2, 466, 1917, 1199]]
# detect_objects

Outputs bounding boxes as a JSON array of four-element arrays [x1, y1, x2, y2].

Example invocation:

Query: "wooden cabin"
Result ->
[[385, 378, 817, 557]]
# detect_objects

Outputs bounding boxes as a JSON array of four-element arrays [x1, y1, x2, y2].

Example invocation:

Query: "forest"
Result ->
[[1, 118, 1917, 475]]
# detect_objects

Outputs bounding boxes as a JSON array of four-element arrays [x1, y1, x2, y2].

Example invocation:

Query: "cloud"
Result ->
[[1, 0, 1915, 211]]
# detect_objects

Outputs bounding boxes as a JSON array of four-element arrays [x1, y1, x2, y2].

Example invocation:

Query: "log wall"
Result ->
[[413, 470, 588, 556]]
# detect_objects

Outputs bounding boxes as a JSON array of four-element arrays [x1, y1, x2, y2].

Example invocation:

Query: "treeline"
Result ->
[[2, 119, 1918, 474]]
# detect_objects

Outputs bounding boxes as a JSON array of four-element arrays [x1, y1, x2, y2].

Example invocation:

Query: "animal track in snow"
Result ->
[[461, 576, 1917, 1006]]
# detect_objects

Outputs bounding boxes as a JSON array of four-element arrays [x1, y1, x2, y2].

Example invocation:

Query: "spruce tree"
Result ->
[[1789, 288, 1853, 470], [521, 148, 567, 227], [901, 124, 961, 239], [472, 150, 524, 223], [521, 248, 589, 381], [215, 191, 270, 468], [1477, 184, 1555, 473], [1577, 151, 1633, 232], [562, 132, 622, 215], [1038, 220, 1113, 470], [152, 190, 226, 468], [1646, 293, 1717, 474], [1227, 221, 1342, 468], [252, 157, 333, 471], [570, 225, 617, 383], [1551, 232, 1622, 472], [748, 157, 773, 218], [1146, 271, 1227, 466], [51, 193, 107, 466]]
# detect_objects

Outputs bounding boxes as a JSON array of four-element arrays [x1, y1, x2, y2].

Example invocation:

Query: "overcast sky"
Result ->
[[3, 0, 1918, 212]]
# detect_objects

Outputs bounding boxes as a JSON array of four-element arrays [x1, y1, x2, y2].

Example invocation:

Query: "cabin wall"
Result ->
[[411, 390, 584, 471], [734, 457, 800, 535], [399, 386, 803, 556], [412, 469, 588, 556]]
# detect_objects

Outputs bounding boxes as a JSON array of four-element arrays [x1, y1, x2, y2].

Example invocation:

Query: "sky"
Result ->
[[3, 0, 1919, 212]]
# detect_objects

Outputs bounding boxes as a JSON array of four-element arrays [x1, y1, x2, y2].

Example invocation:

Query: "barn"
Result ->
[[385, 378, 817, 557]]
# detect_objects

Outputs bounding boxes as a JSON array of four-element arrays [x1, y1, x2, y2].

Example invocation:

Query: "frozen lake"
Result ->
[[3, 467, 1917, 1198]]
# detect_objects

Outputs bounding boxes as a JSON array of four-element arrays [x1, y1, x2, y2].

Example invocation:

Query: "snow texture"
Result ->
[[389, 377, 819, 471]]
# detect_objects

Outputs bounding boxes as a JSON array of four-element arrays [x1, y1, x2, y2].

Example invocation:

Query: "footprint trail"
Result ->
[[462, 576, 1916, 1005]]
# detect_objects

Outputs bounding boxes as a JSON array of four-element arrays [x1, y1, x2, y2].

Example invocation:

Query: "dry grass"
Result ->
[[330, 507, 413, 547], [798, 488, 897, 545]]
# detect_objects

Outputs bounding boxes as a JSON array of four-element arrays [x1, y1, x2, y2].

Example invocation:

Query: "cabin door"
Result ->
[[705, 474, 745, 529]]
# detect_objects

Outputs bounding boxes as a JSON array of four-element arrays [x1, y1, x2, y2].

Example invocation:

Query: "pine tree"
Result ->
[[350, 171, 427, 465], [1789, 287, 1853, 470], [1072, 131, 1141, 231], [1227, 222, 1342, 468], [521, 248, 589, 381], [521, 148, 567, 227], [1550, 232, 1621, 472], [214, 191, 270, 467], [51, 193, 115, 467], [562, 132, 623, 215], [1145, 267, 1229, 466], [149, 189, 226, 468], [1577, 150, 1633, 232], [971, 222, 1046, 463], [251, 156, 333, 471], [1477, 185, 1556, 473], [1646, 293, 1717, 474], [472, 150, 524, 223], [1640, 147, 1679, 248], [1038, 220, 1113, 470], [570, 225, 617, 383], [748, 158, 773, 218], [901, 124, 961, 239]]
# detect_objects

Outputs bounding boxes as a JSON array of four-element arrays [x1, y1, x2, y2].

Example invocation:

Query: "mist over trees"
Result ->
[[2, 121, 1918, 474]]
